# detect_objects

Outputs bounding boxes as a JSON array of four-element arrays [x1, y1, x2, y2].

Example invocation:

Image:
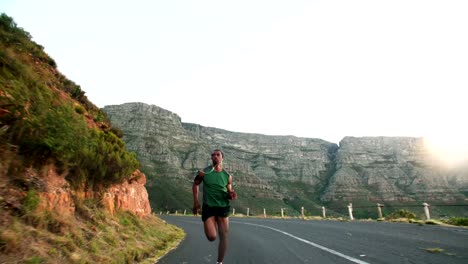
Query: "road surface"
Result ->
[[158, 216, 468, 264]]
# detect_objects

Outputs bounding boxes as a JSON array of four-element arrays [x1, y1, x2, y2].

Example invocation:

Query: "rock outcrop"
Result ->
[[36, 165, 76, 216], [0, 156, 151, 218], [102, 170, 151, 217]]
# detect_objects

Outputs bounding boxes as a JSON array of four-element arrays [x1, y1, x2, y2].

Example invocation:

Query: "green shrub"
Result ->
[[61, 129, 139, 187], [386, 209, 417, 220], [93, 111, 106, 122], [446, 217, 468, 226], [75, 105, 85, 114], [0, 13, 31, 40]]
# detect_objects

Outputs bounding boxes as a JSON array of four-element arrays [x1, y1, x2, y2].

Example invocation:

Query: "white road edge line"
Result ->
[[236, 222, 370, 264]]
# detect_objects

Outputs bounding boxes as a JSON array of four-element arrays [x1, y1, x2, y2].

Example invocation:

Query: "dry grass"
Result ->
[[0, 206, 185, 263], [425, 247, 444, 253]]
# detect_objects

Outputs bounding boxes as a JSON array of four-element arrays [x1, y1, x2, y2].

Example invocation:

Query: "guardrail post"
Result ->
[[423, 203, 431, 220], [348, 203, 354, 220], [184, 209, 186, 215], [263, 208, 266, 218], [322, 206, 326, 218], [301, 206, 305, 219], [377, 203, 384, 218], [232, 208, 235, 216], [247, 208, 250, 217], [281, 208, 284, 218]]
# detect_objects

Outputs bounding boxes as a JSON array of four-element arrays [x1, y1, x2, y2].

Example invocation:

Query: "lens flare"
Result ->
[[424, 133, 468, 167]]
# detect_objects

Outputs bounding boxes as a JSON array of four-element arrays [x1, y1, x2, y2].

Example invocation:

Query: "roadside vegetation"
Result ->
[[0, 199, 184, 263], [442, 217, 468, 226]]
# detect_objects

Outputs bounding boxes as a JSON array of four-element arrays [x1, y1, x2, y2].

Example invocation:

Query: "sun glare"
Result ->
[[424, 133, 468, 167]]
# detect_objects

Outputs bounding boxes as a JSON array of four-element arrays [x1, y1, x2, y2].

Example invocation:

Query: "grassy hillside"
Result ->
[[0, 13, 139, 188], [0, 200, 183, 263], [0, 13, 184, 263]]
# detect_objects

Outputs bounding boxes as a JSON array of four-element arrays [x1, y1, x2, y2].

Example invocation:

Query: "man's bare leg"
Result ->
[[216, 216, 229, 263], [204, 216, 217, 241]]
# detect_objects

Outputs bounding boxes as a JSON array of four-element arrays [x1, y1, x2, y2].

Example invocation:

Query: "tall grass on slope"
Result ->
[[0, 199, 184, 264]]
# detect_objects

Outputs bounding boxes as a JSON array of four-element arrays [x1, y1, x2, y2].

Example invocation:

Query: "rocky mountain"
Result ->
[[104, 103, 468, 217]]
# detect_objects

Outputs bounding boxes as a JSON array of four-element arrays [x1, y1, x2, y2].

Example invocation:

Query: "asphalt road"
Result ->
[[158, 216, 468, 264]]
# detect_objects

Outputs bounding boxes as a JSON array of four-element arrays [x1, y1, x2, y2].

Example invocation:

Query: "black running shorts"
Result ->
[[202, 204, 230, 222]]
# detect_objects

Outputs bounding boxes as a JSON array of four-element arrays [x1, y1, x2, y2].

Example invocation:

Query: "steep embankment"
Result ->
[[0, 14, 183, 263], [104, 102, 468, 218]]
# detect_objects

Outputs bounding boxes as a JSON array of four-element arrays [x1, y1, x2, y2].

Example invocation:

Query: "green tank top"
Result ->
[[202, 166, 230, 207]]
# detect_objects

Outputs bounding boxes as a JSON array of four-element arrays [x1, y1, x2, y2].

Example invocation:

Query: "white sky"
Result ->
[[2, 0, 468, 162]]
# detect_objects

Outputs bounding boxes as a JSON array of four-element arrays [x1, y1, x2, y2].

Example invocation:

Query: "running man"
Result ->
[[192, 149, 237, 264]]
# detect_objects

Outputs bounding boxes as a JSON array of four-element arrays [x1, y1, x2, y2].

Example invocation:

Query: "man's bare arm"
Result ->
[[227, 175, 234, 192], [227, 175, 237, 200], [192, 171, 204, 214]]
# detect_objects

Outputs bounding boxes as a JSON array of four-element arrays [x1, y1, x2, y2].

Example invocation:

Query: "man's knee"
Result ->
[[206, 234, 216, 241], [218, 230, 228, 241]]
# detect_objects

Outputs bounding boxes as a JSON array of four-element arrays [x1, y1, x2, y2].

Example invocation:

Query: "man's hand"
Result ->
[[192, 201, 201, 215], [227, 191, 237, 200]]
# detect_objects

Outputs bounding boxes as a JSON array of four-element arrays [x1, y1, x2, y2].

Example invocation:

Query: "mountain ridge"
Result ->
[[103, 102, 468, 218]]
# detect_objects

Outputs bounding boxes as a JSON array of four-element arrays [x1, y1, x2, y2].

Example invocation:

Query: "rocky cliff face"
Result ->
[[103, 103, 468, 214], [103, 103, 200, 167], [0, 152, 151, 219], [101, 170, 151, 217], [182, 123, 338, 196], [321, 137, 464, 203]]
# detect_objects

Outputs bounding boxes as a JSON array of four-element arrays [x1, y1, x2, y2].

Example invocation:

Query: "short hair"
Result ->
[[212, 149, 224, 158]]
